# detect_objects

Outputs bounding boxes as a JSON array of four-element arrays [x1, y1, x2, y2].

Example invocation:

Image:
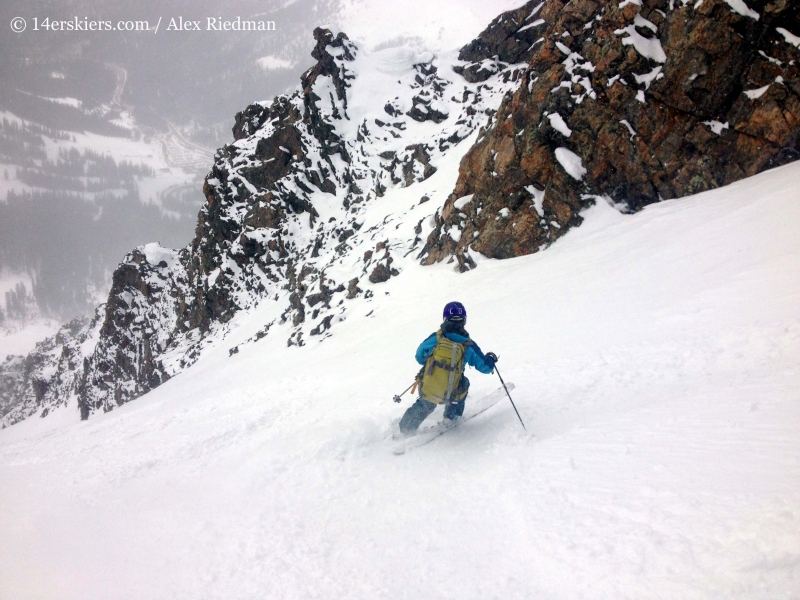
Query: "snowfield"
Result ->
[[1, 158, 799, 598]]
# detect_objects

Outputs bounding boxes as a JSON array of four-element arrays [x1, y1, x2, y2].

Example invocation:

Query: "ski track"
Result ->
[[1, 141, 800, 599]]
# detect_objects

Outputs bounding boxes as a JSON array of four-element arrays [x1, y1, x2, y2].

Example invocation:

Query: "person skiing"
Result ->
[[398, 301, 498, 434]]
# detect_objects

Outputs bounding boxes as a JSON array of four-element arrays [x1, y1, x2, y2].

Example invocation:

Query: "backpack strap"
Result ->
[[445, 334, 459, 400], [426, 331, 443, 375]]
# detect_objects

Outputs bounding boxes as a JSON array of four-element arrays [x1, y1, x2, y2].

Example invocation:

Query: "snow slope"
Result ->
[[1, 160, 799, 598]]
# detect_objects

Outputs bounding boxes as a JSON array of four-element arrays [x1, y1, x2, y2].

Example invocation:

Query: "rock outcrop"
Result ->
[[0, 312, 101, 425], [420, 0, 800, 268]]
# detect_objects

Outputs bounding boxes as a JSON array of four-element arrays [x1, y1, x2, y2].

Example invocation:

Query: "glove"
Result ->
[[485, 352, 498, 366]]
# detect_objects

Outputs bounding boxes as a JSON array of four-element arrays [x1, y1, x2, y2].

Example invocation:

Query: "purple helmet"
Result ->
[[443, 301, 467, 322]]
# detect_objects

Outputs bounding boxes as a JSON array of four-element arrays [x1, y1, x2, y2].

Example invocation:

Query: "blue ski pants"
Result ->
[[398, 377, 469, 433]]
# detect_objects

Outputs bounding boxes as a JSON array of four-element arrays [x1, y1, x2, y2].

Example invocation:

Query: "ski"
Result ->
[[392, 383, 515, 455]]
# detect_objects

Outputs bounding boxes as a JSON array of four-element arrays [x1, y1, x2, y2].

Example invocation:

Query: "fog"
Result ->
[[0, 0, 337, 321]]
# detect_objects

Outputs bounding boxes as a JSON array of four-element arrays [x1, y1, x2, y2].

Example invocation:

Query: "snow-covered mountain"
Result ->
[[0, 0, 520, 343], [0, 0, 799, 596], [1, 147, 798, 600], [0, 21, 525, 425], [4, 0, 798, 428]]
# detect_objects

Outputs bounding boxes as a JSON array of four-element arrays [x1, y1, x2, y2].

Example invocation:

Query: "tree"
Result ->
[[5, 282, 32, 321]]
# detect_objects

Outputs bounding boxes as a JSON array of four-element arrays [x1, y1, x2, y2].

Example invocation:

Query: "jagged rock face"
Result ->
[[77, 245, 192, 419], [456, 0, 551, 81], [420, 0, 800, 268]]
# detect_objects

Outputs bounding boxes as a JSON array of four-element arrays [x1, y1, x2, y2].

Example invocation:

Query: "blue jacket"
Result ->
[[415, 330, 495, 374]]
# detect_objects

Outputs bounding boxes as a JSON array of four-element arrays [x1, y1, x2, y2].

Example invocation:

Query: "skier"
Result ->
[[398, 301, 498, 434]]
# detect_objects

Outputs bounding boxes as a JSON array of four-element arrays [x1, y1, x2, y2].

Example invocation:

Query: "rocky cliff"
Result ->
[[420, 0, 800, 267], [2, 0, 799, 427]]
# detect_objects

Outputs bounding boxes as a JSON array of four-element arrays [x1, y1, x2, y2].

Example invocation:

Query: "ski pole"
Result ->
[[394, 368, 423, 403], [494, 365, 526, 431], [393, 380, 416, 403]]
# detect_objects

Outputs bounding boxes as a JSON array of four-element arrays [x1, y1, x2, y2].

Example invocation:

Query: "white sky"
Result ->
[[333, 0, 528, 52]]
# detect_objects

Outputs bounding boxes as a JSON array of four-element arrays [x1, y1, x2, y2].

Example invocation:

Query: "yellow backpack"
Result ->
[[419, 331, 472, 404]]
